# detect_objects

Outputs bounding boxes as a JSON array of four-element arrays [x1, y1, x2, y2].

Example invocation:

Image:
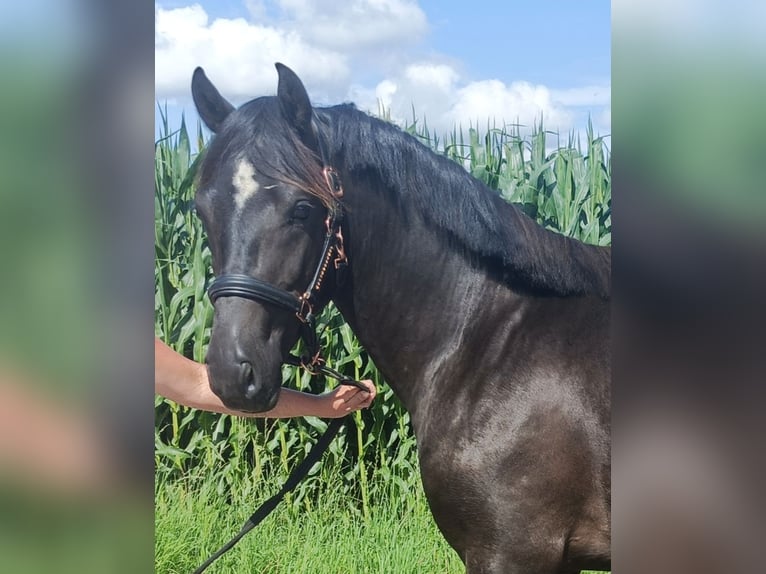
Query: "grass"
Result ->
[[156, 473, 608, 573], [155, 474, 462, 574]]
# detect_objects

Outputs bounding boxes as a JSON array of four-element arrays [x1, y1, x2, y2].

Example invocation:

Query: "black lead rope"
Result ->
[[285, 354, 369, 392], [192, 413, 351, 574]]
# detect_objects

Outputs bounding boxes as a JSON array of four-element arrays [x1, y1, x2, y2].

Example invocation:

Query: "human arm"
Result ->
[[154, 337, 375, 417]]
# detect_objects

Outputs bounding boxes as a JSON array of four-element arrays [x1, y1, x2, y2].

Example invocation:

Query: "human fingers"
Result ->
[[350, 380, 375, 409], [358, 379, 375, 405]]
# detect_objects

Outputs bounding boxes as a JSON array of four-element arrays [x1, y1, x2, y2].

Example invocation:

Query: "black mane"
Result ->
[[320, 105, 611, 299], [198, 97, 610, 299]]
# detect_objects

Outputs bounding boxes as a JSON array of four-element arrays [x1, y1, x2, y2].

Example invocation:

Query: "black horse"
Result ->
[[191, 63, 611, 574]]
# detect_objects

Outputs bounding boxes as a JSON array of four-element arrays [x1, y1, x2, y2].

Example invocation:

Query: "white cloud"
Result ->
[[404, 63, 459, 92], [155, 3, 608, 139], [449, 80, 572, 132], [348, 61, 456, 128], [349, 65, 586, 136], [155, 4, 349, 101], [277, 0, 428, 51]]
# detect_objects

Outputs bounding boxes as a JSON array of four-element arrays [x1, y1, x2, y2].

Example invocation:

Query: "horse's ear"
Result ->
[[275, 63, 317, 150], [191, 67, 235, 133]]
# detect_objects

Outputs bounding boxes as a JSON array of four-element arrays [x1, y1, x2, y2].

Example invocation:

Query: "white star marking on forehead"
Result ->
[[232, 158, 259, 210]]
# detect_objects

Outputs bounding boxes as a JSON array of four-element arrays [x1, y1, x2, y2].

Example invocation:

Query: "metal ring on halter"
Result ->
[[296, 294, 313, 323]]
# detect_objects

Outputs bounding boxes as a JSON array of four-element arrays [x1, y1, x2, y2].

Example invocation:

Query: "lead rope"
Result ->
[[191, 363, 362, 573], [191, 418, 348, 574]]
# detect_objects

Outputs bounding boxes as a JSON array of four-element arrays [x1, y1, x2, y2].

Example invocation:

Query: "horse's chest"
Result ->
[[415, 433, 504, 554]]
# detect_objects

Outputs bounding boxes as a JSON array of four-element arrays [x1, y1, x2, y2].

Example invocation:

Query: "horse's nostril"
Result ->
[[239, 361, 257, 398]]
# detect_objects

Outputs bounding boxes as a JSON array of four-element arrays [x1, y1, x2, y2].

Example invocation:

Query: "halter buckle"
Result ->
[[334, 227, 348, 269], [323, 167, 343, 199]]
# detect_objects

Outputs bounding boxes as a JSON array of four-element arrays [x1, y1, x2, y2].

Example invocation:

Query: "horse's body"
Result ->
[[192, 64, 610, 573]]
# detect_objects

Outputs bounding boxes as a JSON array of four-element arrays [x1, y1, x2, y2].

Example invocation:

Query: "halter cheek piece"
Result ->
[[206, 157, 357, 386]]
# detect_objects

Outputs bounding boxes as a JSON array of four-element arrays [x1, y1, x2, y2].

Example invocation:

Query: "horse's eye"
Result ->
[[291, 202, 313, 220]]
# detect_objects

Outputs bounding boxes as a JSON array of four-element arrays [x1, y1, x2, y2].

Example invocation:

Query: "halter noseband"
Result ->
[[206, 157, 348, 374]]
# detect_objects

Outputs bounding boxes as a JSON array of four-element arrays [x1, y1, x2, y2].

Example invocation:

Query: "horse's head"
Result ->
[[191, 64, 339, 412]]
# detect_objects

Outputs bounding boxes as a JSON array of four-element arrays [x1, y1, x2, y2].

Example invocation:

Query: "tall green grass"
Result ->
[[155, 455, 461, 574], [155, 107, 610, 572]]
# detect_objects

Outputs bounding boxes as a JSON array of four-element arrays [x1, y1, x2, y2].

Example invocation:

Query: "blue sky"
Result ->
[[155, 1, 610, 140]]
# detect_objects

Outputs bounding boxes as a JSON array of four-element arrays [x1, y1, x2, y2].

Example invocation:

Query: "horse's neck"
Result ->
[[333, 183, 507, 415]]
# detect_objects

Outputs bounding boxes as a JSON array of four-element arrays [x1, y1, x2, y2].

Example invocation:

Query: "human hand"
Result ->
[[318, 379, 376, 418]]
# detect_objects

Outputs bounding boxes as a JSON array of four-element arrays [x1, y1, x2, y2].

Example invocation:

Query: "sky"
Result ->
[[155, 1, 610, 141]]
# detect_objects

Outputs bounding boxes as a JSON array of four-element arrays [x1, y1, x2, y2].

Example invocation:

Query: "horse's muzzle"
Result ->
[[206, 357, 280, 413]]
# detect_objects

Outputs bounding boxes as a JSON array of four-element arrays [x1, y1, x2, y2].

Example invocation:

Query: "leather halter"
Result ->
[[206, 134, 349, 376]]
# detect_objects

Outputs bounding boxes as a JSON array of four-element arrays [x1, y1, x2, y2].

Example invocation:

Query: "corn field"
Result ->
[[154, 108, 611, 512]]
